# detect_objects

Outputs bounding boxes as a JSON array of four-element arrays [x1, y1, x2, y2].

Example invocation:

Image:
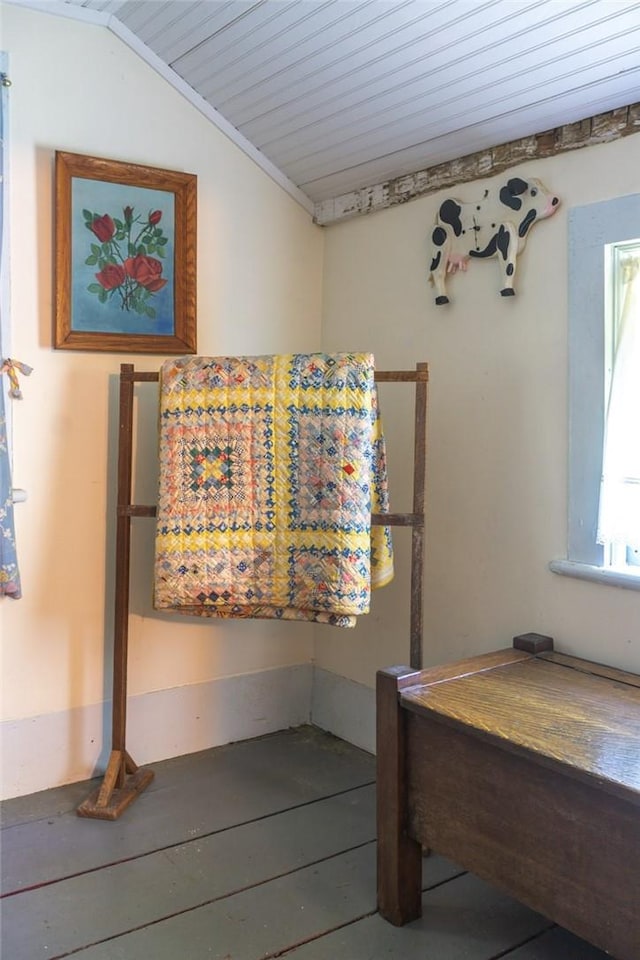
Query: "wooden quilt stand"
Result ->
[[77, 361, 428, 820]]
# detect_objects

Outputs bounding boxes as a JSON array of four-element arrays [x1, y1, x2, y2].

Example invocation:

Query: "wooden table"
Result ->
[[376, 633, 640, 960]]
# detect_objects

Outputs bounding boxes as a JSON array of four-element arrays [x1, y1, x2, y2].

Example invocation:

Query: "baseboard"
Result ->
[[0, 664, 312, 800], [1, 664, 374, 800], [310, 667, 375, 754]]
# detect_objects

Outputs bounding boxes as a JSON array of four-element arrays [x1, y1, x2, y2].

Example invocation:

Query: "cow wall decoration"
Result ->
[[428, 176, 560, 305]]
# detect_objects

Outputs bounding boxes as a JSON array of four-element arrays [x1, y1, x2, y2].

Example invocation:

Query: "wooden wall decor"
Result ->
[[427, 177, 560, 305]]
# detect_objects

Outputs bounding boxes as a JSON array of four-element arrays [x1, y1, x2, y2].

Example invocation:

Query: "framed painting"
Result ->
[[54, 151, 197, 353]]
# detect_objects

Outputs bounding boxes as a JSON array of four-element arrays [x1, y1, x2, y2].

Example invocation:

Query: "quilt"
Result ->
[[154, 353, 393, 626]]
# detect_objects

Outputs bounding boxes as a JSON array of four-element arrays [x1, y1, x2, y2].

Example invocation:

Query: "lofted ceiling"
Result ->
[[23, 0, 640, 212]]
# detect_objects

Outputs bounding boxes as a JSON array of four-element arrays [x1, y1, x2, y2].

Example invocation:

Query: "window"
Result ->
[[550, 194, 640, 589], [599, 238, 640, 572]]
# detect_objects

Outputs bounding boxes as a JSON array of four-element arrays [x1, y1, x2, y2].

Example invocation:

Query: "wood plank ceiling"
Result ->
[[61, 0, 640, 207]]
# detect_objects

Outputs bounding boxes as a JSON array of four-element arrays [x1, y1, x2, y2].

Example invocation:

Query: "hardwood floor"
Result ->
[[0, 726, 611, 959]]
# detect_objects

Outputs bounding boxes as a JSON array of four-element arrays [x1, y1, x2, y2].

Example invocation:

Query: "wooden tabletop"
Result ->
[[400, 650, 640, 804]]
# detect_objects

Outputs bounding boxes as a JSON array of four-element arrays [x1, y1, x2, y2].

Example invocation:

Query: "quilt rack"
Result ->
[[77, 360, 428, 820]]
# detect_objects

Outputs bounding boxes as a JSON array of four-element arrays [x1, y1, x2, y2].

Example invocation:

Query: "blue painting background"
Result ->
[[71, 177, 175, 335]]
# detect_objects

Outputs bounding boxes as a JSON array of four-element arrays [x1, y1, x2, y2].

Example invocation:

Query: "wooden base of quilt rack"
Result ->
[[77, 749, 154, 820], [78, 362, 428, 820]]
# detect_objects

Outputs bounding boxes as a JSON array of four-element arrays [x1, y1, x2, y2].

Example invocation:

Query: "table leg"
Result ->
[[376, 666, 423, 925]]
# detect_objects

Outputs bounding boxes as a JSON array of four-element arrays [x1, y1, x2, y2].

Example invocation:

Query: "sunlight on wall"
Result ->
[[2, 5, 323, 738], [320, 134, 640, 687]]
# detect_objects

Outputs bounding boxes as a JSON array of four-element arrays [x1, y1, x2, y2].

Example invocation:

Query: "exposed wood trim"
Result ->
[[9, 1, 639, 224], [315, 102, 640, 225]]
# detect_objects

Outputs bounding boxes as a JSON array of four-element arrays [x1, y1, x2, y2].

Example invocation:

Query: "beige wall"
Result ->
[[3, 1, 640, 795], [319, 134, 640, 687], [2, 5, 323, 730]]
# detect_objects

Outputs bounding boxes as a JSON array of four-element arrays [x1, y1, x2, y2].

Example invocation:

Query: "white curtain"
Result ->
[[1, 58, 23, 597], [597, 255, 640, 548]]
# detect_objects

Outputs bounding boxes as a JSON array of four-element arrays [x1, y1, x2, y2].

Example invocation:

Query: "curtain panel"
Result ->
[[598, 254, 640, 549], [0, 56, 21, 598]]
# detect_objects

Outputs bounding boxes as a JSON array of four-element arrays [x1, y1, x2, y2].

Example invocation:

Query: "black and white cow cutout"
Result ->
[[428, 177, 560, 305]]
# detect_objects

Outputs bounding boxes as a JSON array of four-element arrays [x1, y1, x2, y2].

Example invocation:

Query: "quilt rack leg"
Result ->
[[77, 364, 155, 820], [77, 361, 428, 820], [410, 362, 428, 671], [77, 750, 154, 821]]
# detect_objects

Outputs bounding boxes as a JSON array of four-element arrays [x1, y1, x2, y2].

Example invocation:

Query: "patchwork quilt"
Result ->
[[154, 353, 394, 626]]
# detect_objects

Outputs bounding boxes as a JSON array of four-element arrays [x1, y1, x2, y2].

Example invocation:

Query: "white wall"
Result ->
[[319, 134, 640, 691], [1, 3, 324, 797]]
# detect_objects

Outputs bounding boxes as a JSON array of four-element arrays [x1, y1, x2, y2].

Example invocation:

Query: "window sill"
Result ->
[[549, 559, 640, 591]]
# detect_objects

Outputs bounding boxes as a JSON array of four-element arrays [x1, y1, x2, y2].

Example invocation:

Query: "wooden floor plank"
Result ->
[[0, 779, 97, 828], [1, 727, 374, 893], [4, 724, 609, 960], [66, 865, 548, 960], [503, 927, 612, 958], [281, 872, 551, 960], [1, 787, 375, 960], [0, 727, 374, 829], [54, 845, 379, 960], [3, 795, 462, 960]]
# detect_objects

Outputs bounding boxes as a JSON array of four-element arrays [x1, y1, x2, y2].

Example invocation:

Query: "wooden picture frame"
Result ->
[[54, 151, 197, 353]]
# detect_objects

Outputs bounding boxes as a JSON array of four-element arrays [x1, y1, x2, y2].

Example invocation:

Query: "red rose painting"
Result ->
[[124, 254, 168, 292], [95, 263, 126, 290], [89, 214, 116, 243], [84, 205, 169, 317], [55, 151, 197, 353]]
